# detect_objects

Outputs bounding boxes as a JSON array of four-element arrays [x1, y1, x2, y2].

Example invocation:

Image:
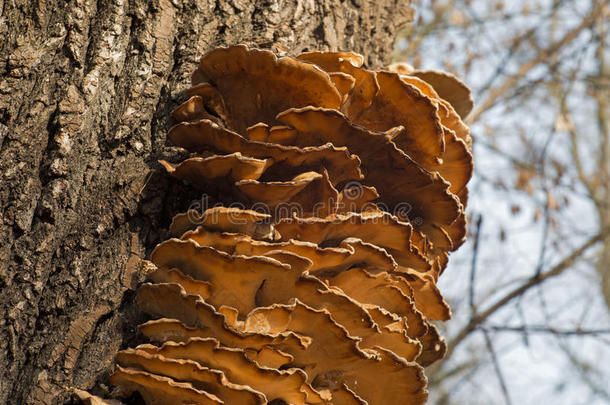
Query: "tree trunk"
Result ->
[[0, 1, 413, 403]]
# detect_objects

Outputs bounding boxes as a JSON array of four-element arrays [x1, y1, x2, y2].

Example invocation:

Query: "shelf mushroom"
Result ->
[[104, 45, 474, 405]]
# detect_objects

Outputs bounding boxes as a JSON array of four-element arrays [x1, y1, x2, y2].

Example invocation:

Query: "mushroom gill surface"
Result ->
[[106, 45, 473, 405]]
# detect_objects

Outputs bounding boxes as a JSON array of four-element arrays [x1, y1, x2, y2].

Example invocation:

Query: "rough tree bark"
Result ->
[[0, 0, 413, 403]]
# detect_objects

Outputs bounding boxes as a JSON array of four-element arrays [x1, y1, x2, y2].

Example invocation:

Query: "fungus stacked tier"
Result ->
[[110, 45, 473, 405]]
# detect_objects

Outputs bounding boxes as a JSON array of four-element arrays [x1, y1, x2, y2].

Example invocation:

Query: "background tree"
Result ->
[[0, 1, 413, 404], [395, 0, 610, 404]]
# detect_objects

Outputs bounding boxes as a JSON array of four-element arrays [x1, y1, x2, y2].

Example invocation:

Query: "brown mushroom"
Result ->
[[115, 349, 266, 404], [392, 270, 452, 321], [386, 62, 474, 120], [242, 300, 428, 404], [297, 50, 365, 70], [397, 75, 473, 199], [191, 44, 342, 134], [256, 251, 422, 362], [181, 83, 230, 125], [138, 318, 297, 371], [168, 206, 275, 239], [148, 267, 212, 300], [159, 153, 270, 188], [110, 366, 223, 405], [328, 72, 356, 100], [331, 384, 368, 405], [236, 171, 322, 205], [137, 338, 316, 405], [289, 57, 471, 220], [182, 228, 398, 274], [347, 70, 447, 167], [243, 346, 294, 370], [235, 169, 339, 217], [322, 267, 447, 365], [410, 69, 474, 119], [105, 45, 474, 405], [246, 123, 298, 144], [150, 239, 421, 362], [171, 95, 223, 125], [275, 106, 464, 239], [136, 282, 310, 352], [274, 211, 430, 270], [168, 118, 363, 185], [150, 239, 296, 316], [396, 73, 471, 146], [290, 56, 446, 167]]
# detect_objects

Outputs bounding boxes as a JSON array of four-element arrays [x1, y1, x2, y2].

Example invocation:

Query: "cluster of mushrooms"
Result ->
[[109, 45, 473, 404]]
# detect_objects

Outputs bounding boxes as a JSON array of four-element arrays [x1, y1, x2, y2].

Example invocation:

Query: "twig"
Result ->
[[484, 325, 610, 337], [482, 329, 512, 405], [428, 358, 480, 387], [444, 231, 606, 361], [467, 2, 600, 124], [515, 298, 530, 347], [469, 214, 483, 317]]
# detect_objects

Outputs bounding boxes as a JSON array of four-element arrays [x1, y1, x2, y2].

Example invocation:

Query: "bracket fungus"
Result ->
[[103, 44, 473, 404]]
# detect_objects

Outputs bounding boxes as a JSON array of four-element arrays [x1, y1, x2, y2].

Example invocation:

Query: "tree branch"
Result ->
[[484, 325, 610, 337], [482, 329, 512, 405], [469, 214, 483, 317], [467, 3, 600, 124], [444, 231, 606, 360]]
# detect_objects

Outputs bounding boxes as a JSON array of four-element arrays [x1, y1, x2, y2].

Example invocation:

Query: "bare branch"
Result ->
[[444, 231, 606, 360], [561, 100, 596, 195], [482, 329, 512, 405], [484, 325, 610, 337], [469, 214, 483, 317], [467, 3, 601, 124]]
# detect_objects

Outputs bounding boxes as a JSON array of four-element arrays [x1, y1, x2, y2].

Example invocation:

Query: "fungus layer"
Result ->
[[105, 45, 473, 405]]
